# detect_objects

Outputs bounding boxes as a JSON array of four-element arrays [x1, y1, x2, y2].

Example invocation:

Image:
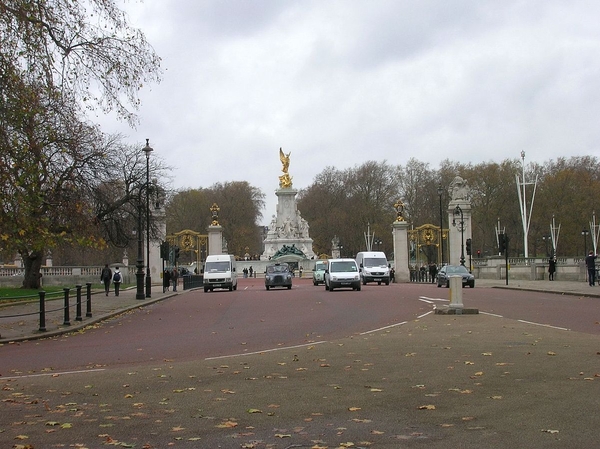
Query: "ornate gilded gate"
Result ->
[[408, 224, 448, 267], [166, 230, 208, 268]]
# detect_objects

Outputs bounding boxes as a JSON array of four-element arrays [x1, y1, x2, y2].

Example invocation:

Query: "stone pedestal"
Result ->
[[392, 220, 410, 282], [208, 225, 223, 255], [262, 188, 315, 260]]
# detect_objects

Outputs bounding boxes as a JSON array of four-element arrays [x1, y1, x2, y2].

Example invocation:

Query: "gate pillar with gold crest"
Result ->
[[391, 200, 410, 282], [207, 202, 224, 255]]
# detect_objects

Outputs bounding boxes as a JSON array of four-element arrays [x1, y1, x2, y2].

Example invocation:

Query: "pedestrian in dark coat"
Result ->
[[171, 268, 179, 292], [548, 256, 556, 281], [163, 269, 171, 292], [101, 264, 112, 296], [585, 251, 597, 286]]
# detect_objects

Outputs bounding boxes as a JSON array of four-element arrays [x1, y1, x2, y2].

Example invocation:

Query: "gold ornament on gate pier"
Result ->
[[210, 203, 220, 226], [394, 200, 406, 222]]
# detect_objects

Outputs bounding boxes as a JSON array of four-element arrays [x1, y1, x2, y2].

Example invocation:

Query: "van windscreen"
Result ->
[[363, 257, 387, 268], [331, 261, 357, 272], [205, 261, 230, 272]]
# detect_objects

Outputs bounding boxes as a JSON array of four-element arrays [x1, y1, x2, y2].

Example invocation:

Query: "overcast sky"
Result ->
[[99, 0, 600, 224]]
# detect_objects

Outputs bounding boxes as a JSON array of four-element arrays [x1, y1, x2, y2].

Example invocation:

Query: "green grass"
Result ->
[[0, 284, 112, 304]]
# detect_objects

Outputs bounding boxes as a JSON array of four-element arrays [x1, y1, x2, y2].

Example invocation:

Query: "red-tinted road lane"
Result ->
[[0, 279, 430, 375], [2, 279, 598, 377]]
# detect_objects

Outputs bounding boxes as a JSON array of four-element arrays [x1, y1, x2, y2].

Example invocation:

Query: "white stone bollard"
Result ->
[[448, 275, 464, 309]]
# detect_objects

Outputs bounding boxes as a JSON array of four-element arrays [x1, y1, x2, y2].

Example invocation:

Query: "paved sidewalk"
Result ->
[[1, 278, 598, 344], [0, 284, 179, 343]]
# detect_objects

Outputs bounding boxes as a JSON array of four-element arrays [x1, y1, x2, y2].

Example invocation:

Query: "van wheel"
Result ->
[[287, 285, 291, 289], [233, 284, 237, 291], [266, 286, 270, 291], [356, 284, 361, 291], [385, 280, 389, 285], [329, 285, 334, 292], [377, 281, 382, 285], [204, 286, 209, 292], [229, 285, 233, 291]]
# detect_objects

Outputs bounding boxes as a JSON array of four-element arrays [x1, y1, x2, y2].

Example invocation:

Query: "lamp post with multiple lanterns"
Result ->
[[143, 140, 153, 298], [437, 184, 444, 265]]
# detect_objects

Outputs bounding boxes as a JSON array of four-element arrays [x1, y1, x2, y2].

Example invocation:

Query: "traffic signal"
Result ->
[[498, 233, 507, 253], [466, 238, 472, 255], [174, 246, 180, 260], [160, 241, 170, 260]]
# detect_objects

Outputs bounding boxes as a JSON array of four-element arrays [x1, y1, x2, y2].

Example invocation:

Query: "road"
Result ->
[[2, 278, 600, 449], [1, 278, 598, 376]]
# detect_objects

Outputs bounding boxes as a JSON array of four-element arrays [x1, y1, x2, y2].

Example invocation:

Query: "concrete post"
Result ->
[[392, 220, 410, 282], [448, 276, 464, 308]]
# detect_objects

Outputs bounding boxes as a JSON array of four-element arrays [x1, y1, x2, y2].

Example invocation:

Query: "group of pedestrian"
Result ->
[[242, 266, 254, 278], [163, 267, 179, 292], [100, 264, 123, 296]]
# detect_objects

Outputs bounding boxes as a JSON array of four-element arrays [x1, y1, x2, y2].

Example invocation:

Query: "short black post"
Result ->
[[63, 288, 71, 326], [85, 282, 92, 317], [75, 285, 83, 321], [39, 291, 47, 332]]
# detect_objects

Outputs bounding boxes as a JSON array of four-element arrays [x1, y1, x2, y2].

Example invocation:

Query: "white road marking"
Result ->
[[517, 320, 569, 331], [2, 368, 106, 380], [419, 296, 448, 303], [361, 321, 408, 335], [480, 311, 504, 318], [205, 341, 327, 360], [417, 310, 434, 319]]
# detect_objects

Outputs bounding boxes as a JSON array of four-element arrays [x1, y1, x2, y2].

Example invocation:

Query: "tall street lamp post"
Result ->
[[143, 139, 153, 298], [453, 205, 465, 267], [135, 192, 145, 300], [437, 184, 444, 265], [582, 229, 589, 257]]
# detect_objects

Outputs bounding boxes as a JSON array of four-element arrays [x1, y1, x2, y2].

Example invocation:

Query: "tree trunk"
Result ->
[[22, 250, 43, 289]]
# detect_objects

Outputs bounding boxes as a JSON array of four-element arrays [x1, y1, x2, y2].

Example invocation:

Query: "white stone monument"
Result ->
[[261, 148, 316, 261]]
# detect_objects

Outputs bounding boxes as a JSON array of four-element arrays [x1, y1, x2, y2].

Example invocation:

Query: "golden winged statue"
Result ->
[[278, 147, 293, 188], [279, 147, 291, 174]]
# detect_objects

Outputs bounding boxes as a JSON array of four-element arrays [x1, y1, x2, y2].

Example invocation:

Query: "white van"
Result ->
[[356, 251, 390, 285], [203, 254, 237, 292]]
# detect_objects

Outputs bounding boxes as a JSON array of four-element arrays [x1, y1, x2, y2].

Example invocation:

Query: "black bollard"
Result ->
[[85, 283, 92, 317], [75, 285, 83, 321], [63, 288, 71, 326], [39, 291, 47, 332]]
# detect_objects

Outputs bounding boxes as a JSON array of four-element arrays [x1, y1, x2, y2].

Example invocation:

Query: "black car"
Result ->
[[264, 263, 293, 290], [436, 265, 475, 288]]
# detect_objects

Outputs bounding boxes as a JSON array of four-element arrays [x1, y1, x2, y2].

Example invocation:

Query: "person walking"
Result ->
[[585, 251, 597, 286], [112, 267, 122, 296], [163, 269, 171, 292], [101, 264, 112, 296], [171, 267, 179, 292], [548, 256, 556, 281]]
